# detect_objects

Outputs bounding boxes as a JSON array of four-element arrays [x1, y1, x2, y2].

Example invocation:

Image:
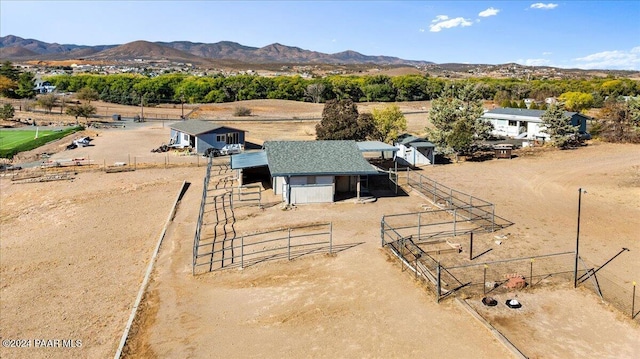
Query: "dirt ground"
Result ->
[[1, 100, 639, 359]]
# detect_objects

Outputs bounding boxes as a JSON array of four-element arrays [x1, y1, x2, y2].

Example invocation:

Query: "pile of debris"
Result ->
[[151, 144, 170, 153]]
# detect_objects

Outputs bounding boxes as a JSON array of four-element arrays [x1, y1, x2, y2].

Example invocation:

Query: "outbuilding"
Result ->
[[394, 134, 436, 166], [169, 120, 245, 154], [231, 140, 381, 204]]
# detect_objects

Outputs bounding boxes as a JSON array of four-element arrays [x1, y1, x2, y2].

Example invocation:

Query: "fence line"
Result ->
[[579, 258, 640, 322], [194, 223, 333, 272], [382, 213, 576, 302], [192, 157, 330, 274]]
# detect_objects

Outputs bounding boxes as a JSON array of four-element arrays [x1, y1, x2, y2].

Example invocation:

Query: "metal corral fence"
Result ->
[[382, 229, 576, 302], [194, 223, 333, 274], [192, 156, 331, 274], [382, 210, 493, 243], [579, 258, 640, 322], [406, 168, 514, 231]]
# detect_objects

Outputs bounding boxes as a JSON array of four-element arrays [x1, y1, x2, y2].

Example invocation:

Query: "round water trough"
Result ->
[[505, 299, 522, 309]]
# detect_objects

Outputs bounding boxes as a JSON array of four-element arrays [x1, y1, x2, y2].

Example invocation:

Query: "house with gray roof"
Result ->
[[169, 120, 245, 154], [394, 134, 436, 166], [480, 108, 589, 140], [231, 140, 381, 204]]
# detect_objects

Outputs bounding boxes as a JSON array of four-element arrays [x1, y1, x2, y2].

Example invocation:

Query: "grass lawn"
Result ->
[[0, 129, 56, 150], [0, 126, 83, 158]]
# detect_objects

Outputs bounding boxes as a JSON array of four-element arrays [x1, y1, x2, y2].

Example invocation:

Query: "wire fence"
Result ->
[[383, 231, 576, 302], [579, 258, 640, 322]]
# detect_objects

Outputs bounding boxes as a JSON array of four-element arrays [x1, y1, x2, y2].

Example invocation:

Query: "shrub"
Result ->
[[233, 106, 251, 117]]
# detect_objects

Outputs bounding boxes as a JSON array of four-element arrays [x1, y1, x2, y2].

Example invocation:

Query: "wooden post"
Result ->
[[483, 265, 488, 295], [530, 259, 534, 287], [632, 281, 637, 319], [469, 232, 473, 260], [436, 262, 442, 303], [329, 223, 333, 254], [287, 228, 291, 261]]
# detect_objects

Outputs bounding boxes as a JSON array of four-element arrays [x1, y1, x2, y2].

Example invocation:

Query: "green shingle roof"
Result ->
[[264, 140, 380, 177]]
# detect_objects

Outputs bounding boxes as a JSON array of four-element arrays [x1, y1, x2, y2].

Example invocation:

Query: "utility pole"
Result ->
[[180, 93, 185, 119], [140, 93, 144, 120], [574, 188, 585, 288]]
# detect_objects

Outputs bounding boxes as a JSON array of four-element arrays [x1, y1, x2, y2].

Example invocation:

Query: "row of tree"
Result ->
[[1, 61, 638, 107]]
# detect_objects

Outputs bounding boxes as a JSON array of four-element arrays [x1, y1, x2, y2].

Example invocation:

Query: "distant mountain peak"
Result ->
[[0, 34, 432, 66]]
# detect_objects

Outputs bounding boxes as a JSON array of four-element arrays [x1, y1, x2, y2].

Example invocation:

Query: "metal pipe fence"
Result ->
[[194, 222, 333, 273], [404, 168, 513, 231], [382, 214, 576, 302]]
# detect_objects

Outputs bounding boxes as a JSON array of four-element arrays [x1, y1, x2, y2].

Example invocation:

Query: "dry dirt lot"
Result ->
[[1, 100, 639, 359]]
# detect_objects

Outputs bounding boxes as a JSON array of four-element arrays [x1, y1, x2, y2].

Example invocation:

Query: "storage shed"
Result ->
[[394, 134, 436, 166], [169, 120, 245, 154], [493, 144, 513, 159]]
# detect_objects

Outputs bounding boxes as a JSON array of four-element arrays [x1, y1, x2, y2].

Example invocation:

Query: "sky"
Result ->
[[1, 1, 639, 70]]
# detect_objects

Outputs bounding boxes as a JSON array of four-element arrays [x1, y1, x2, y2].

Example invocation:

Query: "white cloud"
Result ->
[[419, 28, 425, 32], [516, 58, 552, 67], [429, 16, 473, 32], [530, 3, 558, 10], [572, 47, 640, 70], [543, 51, 552, 55], [478, 7, 500, 17]]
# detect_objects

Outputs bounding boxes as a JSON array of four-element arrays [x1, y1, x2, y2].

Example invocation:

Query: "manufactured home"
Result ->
[[169, 120, 245, 154], [480, 108, 589, 140]]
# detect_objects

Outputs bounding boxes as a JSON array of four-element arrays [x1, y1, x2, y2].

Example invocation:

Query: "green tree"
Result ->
[[76, 87, 99, 103], [541, 103, 581, 148], [371, 104, 407, 143], [315, 99, 373, 141], [37, 94, 58, 114], [66, 103, 97, 121], [15, 72, 35, 98], [0, 103, 15, 120], [0, 61, 20, 81], [426, 83, 489, 161], [558, 92, 594, 112]]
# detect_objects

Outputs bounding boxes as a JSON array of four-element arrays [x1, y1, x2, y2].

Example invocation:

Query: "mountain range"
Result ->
[[0, 35, 431, 66]]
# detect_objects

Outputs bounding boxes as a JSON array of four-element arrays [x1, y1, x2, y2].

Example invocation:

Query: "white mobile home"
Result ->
[[480, 108, 589, 140]]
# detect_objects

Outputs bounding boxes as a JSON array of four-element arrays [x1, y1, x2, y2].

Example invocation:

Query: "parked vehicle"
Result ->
[[220, 144, 242, 155], [203, 148, 221, 157]]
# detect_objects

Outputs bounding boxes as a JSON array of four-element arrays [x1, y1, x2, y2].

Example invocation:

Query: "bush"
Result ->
[[233, 106, 252, 117]]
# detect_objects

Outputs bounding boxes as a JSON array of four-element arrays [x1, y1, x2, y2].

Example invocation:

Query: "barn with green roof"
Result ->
[[231, 140, 390, 204]]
